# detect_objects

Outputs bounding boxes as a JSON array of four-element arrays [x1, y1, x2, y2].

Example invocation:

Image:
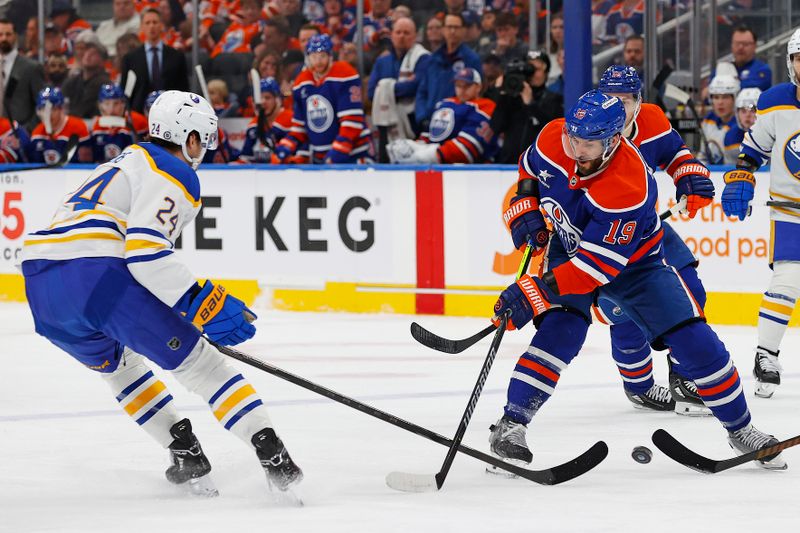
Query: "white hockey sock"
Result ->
[[172, 338, 273, 447], [100, 350, 181, 448], [757, 261, 800, 353]]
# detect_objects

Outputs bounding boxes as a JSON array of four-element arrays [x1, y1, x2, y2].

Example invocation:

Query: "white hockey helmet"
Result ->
[[708, 74, 740, 96], [787, 28, 800, 86], [735, 87, 761, 110], [148, 90, 218, 169]]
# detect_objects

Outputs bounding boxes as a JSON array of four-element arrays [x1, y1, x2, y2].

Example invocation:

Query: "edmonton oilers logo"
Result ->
[[428, 107, 455, 142], [540, 198, 581, 254], [306, 94, 334, 133], [784, 130, 800, 179]]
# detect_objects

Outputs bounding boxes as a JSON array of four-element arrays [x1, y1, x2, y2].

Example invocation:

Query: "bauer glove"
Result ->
[[673, 163, 714, 219], [503, 195, 549, 251], [721, 169, 755, 221], [492, 274, 554, 330], [185, 280, 257, 346]]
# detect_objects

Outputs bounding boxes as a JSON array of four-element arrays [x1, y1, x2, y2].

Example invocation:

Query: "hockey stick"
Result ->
[[386, 312, 509, 492], [123, 70, 139, 144], [249, 68, 271, 149], [652, 428, 799, 474], [663, 83, 714, 164], [194, 64, 211, 103], [660, 196, 689, 221], [766, 200, 800, 210], [212, 340, 608, 485], [2, 78, 29, 163], [410, 241, 535, 354]]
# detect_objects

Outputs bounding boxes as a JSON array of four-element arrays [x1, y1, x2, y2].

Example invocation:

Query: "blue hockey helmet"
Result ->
[[98, 83, 125, 102], [36, 86, 64, 109], [145, 90, 164, 113], [306, 34, 333, 55], [562, 89, 625, 163], [260, 77, 281, 96], [598, 65, 642, 94]]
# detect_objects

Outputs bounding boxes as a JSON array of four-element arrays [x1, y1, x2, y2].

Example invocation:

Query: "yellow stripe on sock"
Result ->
[[213, 384, 256, 421], [124, 381, 166, 415], [761, 299, 794, 316]]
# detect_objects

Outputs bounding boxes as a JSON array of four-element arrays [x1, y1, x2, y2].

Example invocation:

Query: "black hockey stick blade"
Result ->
[[410, 321, 497, 354], [52, 134, 79, 168], [213, 340, 608, 485], [652, 429, 800, 474]]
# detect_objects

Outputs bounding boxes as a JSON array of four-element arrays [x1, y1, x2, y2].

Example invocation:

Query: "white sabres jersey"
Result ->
[[701, 112, 734, 165], [21, 143, 201, 307], [741, 83, 800, 223]]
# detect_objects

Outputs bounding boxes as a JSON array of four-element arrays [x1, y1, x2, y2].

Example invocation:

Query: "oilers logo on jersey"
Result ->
[[540, 198, 582, 254], [428, 107, 456, 142], [306, 94, 334, 133], [785, 131, 800, 178], [222, 29, 244, 53]]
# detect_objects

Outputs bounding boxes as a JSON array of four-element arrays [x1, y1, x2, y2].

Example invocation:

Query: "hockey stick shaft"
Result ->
[[660, 196, 688, 221], [212, 340, 574, 482], [410, 241, 535, 354], [433, 312, 508, 489], [766, 200, 800, 210]]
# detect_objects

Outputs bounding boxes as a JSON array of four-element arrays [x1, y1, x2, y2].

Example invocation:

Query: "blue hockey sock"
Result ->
[[669, 265, 708, 379], [504, 311, 588, 425], [663, 322, 750, 431], [610, 320, 653, 395]]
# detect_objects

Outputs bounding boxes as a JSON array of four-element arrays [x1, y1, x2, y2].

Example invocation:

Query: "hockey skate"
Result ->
[[252, 427, 304, 500], [727, 424, 788, 471], [668, 357, 711, 416], [165, 419, 219, 497], [624, 383, 676, 412], [486, 416, 533, 477], [753, 347, 781, 398]]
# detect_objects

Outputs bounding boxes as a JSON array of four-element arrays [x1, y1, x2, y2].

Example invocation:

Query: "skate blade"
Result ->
[[630, 402, 674, 412], [485, 457, 530, 479], [185, 474, 219, 498], [754, 383, 777, 398], [728, 441, 789, 471], [266, 477, 304, 506], [674, 401, 712, 417]]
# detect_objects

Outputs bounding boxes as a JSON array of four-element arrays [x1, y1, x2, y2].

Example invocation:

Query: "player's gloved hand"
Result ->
[[673, 163, 714, 219], [186, 280, 257, 346], [503, 195, 549, 251], [326, 148, 351, 164], [721, 169, 756, 221], [273, 143, 292, 163], [492, 274, 553, 330]]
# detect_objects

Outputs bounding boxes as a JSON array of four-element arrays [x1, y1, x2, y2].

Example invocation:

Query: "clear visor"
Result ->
[[607, 92, 641, 126], [562, 126, 607, 162], [204, 129, 218, 151]]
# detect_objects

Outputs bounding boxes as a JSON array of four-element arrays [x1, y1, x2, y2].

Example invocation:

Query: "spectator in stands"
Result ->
[[463, 10, 482, 51], [369, 16, 430, 139], [44, 54, 69, 88], [275, 0, 308, 36], [547, 48, 564, 96], [207, 79, 240, 117], [477, 9, 495, 52], [443, 0, 467, 16], [487, 50, 563, 163], [0, 18, 44, 130], [253, 17, 301, 59], [158, 0, 186, 50], [274, 34, 373, 164], [546, 13, 563, 84], [238, 77, 301, 163], [254, 50, 282, 80], [49, 0, 92, 46], [729, 25, 771, 91], [69, 30, 101, 75], [415, 13, 482, 127], [479, 11, 527, 68], [121, 8, 189, 113], [623, 34, 644, 71], [592, 0, 614, 45], [348, 0, 393, 61], [28, 87, 92, 164], [392, 5, 412, 21], [298, 23, 321, 53], [62, 41, 112, 118], [388, 68, 498, 164], [43, 23, 69, 58], [422, 14, 444, 53], [339, 41, 359, 70], [114, 33, 143, 83], [605, 0, 644, 46], [23, 16, 38, 58], [97, 0, 142, 57], [280, 49, 305, 87], [212, 0, 264, 58], [481, 53, 503, 90]]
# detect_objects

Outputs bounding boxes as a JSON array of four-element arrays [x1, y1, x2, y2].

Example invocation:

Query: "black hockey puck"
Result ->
[[632, 446, 653, 464]]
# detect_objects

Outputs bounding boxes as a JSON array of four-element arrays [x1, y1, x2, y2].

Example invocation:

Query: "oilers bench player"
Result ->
[[595, 65, 714, 416], [722, 28, 800, 399], [489, 89, 786, 471], [20, 91, 303, 496]]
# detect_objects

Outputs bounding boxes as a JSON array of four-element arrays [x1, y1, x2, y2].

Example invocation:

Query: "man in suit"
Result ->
[[0, 17, 44, 130], [121, 8, 188, 113]]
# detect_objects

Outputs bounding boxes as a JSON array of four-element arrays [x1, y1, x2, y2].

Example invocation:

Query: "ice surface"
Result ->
[[2, 303, 799, 533]]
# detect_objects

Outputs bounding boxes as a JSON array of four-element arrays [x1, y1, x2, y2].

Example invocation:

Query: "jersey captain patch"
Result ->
[[306, 94, 334, 133], [784, 130, 800, 179]]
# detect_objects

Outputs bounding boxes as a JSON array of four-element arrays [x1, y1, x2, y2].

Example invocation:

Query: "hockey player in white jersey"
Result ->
[[20, 91, 303, 496], [702, 74, 739, 165], [722, 28, 800, 399]]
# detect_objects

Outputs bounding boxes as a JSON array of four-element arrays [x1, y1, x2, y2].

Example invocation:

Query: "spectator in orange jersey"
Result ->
[[49, 0, 92, 46], [27, 87, 92, 163], [252, 16, 302, 58], [211, 0, 264, 58]]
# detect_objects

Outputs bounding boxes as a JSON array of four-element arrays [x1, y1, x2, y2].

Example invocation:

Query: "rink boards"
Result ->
[[0, 164, 786, 325]]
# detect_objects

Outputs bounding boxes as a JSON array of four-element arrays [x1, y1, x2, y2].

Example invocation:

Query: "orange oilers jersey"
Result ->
[[29, 116, 91, 165], [210, 20, 263, 57]]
